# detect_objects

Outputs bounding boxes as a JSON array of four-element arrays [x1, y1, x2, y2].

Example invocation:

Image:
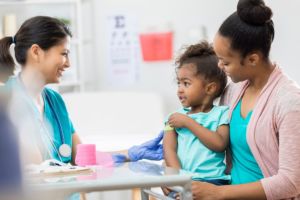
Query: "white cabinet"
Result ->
[[0, 0, 92, 92]]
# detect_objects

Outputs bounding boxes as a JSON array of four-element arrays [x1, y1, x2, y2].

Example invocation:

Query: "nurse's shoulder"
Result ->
[[43, 87, 67, 110]]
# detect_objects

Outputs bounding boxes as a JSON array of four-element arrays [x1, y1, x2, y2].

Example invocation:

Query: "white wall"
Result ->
[[85, 0, 300, 115], [265, 0, 300, 83], [90, 0, 235, 115]]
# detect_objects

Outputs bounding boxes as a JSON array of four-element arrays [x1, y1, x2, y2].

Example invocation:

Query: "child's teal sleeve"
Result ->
[[218, 106, 230, 126]]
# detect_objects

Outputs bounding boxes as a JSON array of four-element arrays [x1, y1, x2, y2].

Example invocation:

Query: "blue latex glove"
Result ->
[[112, 154, 127, 163], [128, 130, 164, 161]]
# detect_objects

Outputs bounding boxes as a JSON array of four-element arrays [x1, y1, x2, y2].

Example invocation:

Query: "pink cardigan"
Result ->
[[221, 66, 300, 200]]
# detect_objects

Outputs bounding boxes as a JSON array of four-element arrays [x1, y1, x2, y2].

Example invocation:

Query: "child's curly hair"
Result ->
[[175, 41, 227, 97]]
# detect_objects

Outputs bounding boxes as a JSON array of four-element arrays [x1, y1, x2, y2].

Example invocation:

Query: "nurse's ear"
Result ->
[[28, 44, 43, 63]]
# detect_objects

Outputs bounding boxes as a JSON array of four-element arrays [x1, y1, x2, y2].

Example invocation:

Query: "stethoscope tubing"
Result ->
[[43, 91, 66, 146], [16, 75, 68, 161]]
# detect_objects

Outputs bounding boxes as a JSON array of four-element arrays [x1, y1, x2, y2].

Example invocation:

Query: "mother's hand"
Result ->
[[192, 181, 222, 200]]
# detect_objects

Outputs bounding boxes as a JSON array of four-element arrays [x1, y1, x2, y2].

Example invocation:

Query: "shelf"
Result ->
[[70, 38, 92, 45], [0, 0, 89, 92], [0, 0, 79, 6], [48, 81, 81, 88], [59, 81, 81, 87]]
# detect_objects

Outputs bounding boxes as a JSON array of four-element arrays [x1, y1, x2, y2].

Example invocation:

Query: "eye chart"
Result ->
[[106, 13, 140, 86]]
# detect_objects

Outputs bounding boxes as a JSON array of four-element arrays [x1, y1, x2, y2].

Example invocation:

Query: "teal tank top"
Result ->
[[230, 100, 263, 184]]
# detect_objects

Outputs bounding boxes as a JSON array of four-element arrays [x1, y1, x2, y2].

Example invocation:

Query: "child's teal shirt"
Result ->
[[166, 106, 231, 181], [230, 100, 263, 184]]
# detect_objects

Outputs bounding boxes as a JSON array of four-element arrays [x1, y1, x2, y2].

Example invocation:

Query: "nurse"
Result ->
[[0, 15, 163, 165], [0, 16, 80, 164]]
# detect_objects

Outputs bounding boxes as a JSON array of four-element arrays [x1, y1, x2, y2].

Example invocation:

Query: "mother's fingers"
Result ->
[[191, 181, 219, 200]]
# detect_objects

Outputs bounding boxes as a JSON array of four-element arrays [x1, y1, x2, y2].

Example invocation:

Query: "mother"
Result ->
[[191, 0, 300, 199]]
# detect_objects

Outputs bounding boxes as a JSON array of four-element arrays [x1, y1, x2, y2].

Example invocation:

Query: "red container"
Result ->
[[139, 32, 173, 61]]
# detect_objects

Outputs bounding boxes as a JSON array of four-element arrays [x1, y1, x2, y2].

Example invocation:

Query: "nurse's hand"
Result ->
[[192, 181, 221, 200], [128, 130, 164, 161]]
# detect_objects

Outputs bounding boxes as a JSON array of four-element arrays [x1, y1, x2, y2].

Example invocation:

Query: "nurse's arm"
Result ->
[[71, 133, 82, 164]]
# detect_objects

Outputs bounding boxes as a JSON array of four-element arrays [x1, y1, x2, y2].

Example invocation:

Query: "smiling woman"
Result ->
[[0, 16, 82, 166], [191, 0, 300, 199]]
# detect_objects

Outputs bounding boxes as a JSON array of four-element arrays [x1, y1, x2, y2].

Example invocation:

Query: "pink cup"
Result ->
[[75, 144, 97, 166]]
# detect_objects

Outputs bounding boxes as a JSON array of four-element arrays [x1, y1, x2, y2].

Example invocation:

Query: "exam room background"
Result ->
[[88, 0, 300, 115], [5, 0, 300, 115]]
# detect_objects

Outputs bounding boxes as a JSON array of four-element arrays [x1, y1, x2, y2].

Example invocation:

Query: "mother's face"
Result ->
[[213, 33, 251, 83]]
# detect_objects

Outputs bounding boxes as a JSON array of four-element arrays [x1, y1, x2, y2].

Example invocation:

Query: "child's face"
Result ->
[[176, 64, 207, 108]]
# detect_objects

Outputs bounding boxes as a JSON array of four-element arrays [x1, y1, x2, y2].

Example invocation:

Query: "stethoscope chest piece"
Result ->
[[59, 144, 71, 158]]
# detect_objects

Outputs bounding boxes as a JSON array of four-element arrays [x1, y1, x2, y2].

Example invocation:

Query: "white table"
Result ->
[[27, 161, 192, 200]]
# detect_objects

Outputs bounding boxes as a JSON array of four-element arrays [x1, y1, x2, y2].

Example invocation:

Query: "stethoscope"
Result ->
[[43, 91, 72, 159], [16, 74, 71, 161]]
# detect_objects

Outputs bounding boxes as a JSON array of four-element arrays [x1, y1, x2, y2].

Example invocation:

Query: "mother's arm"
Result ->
[[192, 181, 266, 200], [260, 110, 300, 199]]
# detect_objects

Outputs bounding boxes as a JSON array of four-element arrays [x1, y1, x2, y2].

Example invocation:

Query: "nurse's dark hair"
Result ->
[[176, 41, 227, 98], [218, 0, 274, 59], [0, 16, 72, 82]]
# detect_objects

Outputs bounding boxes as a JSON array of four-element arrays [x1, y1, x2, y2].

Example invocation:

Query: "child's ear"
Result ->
[[205, 82, 217, 96]]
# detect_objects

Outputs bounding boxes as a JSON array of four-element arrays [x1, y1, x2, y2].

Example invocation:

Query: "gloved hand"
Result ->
[[128, 130, 164, 161], [112, 154, 128, 163]]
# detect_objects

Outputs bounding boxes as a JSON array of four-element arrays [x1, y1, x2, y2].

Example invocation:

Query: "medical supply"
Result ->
[[75, 144, 114, 167], [43, 91, 72, 158], [26, 161, 92, 177], [41, 159, 66, 167], [75, 144, 97, 166]]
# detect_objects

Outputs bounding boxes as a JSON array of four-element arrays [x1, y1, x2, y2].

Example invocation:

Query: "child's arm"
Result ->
[[163, 129, 181, 169], [168, 113, 229, 152]]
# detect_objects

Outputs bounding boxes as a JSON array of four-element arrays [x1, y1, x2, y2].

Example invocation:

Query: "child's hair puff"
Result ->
[[175, 41, 227, 97]]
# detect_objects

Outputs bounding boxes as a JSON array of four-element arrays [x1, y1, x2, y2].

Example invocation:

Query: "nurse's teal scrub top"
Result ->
[[6, 76, 75, 163], [230, 100, 263, 184], [42, 88, 75, 163]]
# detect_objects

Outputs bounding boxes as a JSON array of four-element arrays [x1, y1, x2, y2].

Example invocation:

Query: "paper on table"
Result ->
[[26, 164, 93, 177]]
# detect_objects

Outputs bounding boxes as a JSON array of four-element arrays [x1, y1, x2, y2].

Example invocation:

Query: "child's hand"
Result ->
[[161, 186, 172, 196], [168, 113, 191, 128]]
